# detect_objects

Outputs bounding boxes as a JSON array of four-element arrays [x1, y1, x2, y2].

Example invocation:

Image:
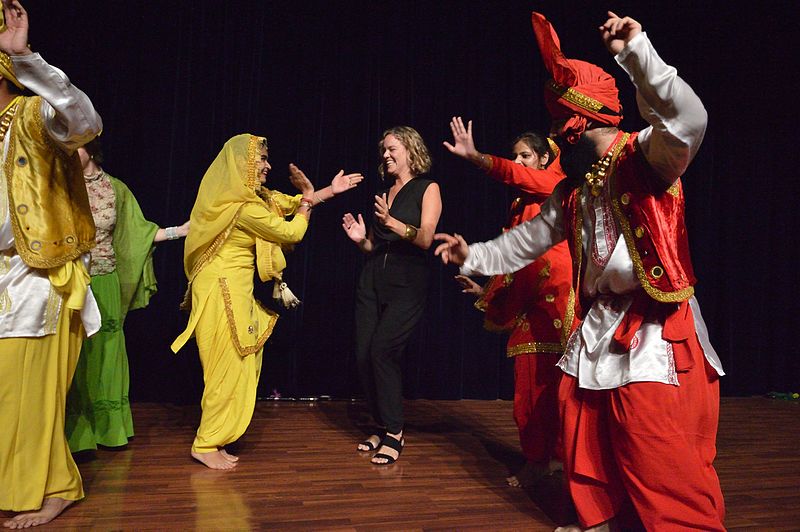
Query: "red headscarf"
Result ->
[[532, 12, 622, 144]]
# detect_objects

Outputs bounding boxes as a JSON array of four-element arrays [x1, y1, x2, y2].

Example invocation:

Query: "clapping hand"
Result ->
[[288, 163, 314, 197], [330, 170, 364, 195], [342, 212, 367, 243], [374, 193, 392, 226]]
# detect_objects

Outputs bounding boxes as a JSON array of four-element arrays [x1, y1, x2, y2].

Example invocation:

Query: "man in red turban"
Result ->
[[436, 11, 725, 531]]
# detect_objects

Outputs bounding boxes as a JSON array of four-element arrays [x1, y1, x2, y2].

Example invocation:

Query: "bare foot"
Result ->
[[506, 459, 563, 487], [2, 498, 74, 529], [357, 434, 382, 452], [219, 448, 239, 462], [371, 431, 403, 465], [191, 450, 237, 470]]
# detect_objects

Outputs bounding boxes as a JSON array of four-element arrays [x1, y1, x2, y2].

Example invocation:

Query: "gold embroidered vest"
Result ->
[[4, 96, 95, 268]]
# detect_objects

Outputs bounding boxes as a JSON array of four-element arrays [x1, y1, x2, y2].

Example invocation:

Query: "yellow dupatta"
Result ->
[[183, 134, 299, 302]]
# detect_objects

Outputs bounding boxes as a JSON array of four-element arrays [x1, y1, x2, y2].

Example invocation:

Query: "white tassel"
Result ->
[[273, 280, 301, 309]]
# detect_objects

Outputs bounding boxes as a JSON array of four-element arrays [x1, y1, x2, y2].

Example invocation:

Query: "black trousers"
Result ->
[[354, 251, 428, 434]]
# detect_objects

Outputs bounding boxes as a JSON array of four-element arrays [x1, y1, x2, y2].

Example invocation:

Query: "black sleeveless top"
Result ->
[[372, 177, 434, 259]]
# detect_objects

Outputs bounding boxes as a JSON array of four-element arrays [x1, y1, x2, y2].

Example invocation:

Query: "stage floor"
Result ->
[[5, 397, 798, 530]]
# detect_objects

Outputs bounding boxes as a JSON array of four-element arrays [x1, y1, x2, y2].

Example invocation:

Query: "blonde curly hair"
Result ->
[[378, 126, 432, 178]]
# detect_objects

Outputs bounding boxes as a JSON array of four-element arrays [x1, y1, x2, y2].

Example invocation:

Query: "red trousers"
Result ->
[[513, 353, 562, 463], [558, 332, 725, 530]]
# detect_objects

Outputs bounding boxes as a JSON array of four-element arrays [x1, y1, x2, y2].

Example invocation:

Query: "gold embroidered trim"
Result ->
[[507, 341, 563, 357], [5, 97, 94, 269], [245, 136, 262, 191], [561, 286, 576, 348], [609, 140, 695, 303], [43, 285, 61, 335], [218, 277, 277, 356], [547, 80, 604, 113], [666, 179, 681, 197]]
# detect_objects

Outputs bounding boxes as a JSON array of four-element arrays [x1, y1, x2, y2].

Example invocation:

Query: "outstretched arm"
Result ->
[[601, 11, 707, 184], [444, 116, 563, 197], [1, 0, 102, 151], [311, 169, 364, 205]]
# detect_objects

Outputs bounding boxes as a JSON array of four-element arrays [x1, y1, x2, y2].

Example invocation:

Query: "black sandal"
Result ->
[[357, 432, 385, 452], [371, 435, 404, 465]]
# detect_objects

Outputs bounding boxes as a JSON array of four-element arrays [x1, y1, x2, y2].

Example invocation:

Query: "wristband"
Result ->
[[403, 224, 418, 241], [165, 226, 179, 240]]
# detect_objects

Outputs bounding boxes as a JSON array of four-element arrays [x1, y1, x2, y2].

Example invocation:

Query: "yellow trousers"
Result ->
[[0, 309, 85, 511], [192, 289, 263, 454]]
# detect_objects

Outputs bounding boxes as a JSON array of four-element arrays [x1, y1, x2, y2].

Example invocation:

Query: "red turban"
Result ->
[[532, 12, 622, 144]]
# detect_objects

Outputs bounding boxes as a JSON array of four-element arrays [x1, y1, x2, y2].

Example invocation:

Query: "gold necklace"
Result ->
[[583, 132, 630, 197], [0, 96, 21, 144]]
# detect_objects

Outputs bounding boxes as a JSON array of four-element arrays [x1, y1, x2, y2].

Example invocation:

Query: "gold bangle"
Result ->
[[403, 224, 418, 241]]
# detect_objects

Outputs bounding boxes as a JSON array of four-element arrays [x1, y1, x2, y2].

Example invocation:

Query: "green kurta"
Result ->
[[65, 175, 158, 452]]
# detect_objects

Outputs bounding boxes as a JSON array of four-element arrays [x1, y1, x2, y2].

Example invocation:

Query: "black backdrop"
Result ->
[[26, 1, 798, 403]]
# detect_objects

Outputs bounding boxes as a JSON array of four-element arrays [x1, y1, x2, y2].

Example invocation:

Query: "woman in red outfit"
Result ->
[[444, 118, 573, 487]]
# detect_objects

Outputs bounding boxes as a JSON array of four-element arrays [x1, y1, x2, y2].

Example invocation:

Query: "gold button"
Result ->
[[634, 226, 645, 238], [30, 240, 42, 250], [65, 235, 75, 244], [247, 325, 254, 334], [17, 156, 27, 167], [522, 322, 530, 332], [650, 265, 664, 279], [620, 193, 630, 205], [553, 319, 563, 329], [545, 294, 555, 303], [16, 204, 28, 215]]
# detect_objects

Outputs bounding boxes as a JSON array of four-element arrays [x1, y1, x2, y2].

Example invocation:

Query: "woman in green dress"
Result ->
[[65, 139, 189, 452]]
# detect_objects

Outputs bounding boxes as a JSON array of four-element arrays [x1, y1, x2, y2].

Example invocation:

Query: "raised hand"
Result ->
[[442, 116, 479, 161], [599, 11, 642, 55], [330, 170, 364, 195], [434, 232, 469, 266], [0, 0, 31, 56], [455, 274, 484, 297], [288, 163, 314, 196], [374, 193, 392, 226], [342, 212, 367, 243]]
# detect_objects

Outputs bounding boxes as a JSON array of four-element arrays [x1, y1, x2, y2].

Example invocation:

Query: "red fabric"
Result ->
[[558, 329, 726, 529], [531, 12, 622, 143], [479, 156, 573, 346], [513, 353, 562, 462], [562, 134, 697, 309]]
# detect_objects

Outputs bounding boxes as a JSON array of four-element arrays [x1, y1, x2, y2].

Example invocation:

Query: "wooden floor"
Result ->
[[4, 397, 798, 531]]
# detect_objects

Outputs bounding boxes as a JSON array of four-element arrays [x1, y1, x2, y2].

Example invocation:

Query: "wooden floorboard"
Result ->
[[4, 397, 798, 530]]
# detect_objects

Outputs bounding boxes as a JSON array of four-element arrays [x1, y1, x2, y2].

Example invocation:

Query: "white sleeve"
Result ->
[[460, 187, 567, 276], [615, 32, 707, 182], [10, 53, 102, 152]]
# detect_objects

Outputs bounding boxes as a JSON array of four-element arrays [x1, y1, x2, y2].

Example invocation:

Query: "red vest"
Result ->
[[563, 132, 696, 314]]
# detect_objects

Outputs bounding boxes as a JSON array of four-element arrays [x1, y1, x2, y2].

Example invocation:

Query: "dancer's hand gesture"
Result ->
[[443, 116, 479, 162], [599, 11, 642, 55], [434, 233, 469, 266], [0, 0, 31, 56]]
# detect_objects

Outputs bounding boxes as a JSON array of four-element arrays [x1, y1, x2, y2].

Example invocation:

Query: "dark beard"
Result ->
[[559, 135, 599, 189]]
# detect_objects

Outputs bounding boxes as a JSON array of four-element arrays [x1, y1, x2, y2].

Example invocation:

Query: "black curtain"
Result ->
[[28, 1, 798, 403]]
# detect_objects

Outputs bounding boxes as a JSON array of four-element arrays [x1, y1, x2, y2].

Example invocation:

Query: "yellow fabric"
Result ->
[[0, 50, 24, 90], [0, 307, 85, 511], [48, 256, 92, 311], [173, 135, 311, 451], [6, 96, 96, 268]]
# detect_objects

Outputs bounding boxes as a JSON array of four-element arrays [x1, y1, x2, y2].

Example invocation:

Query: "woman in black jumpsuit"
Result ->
[[342, 126, 442, 465]]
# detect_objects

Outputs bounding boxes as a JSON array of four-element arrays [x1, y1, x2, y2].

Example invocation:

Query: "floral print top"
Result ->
[[85, 171, 117, 276]]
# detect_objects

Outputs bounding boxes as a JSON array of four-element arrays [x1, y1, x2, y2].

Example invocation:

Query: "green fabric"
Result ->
[[109, 175, 158, 318], [66, 271, 133, 451], [65, 176, 159, 452]]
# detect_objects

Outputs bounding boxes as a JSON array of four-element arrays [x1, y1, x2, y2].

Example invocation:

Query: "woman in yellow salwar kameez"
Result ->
[[171, 134, 362, 470]]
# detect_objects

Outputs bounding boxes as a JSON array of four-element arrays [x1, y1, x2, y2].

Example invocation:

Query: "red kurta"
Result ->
[[476, 155, 573, 463]]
